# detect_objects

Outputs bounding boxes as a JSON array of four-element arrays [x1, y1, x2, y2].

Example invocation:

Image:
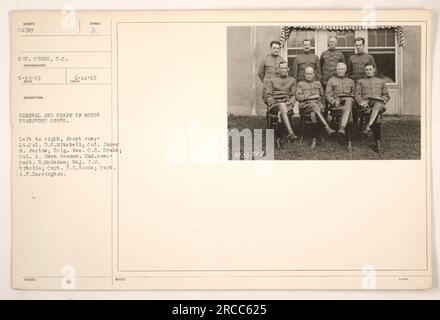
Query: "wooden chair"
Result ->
[[328, 107, 353, 143], [299, 112, 325, 144]]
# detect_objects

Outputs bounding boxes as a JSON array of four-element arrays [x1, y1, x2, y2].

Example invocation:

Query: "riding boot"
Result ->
[[315, 111, 335, 135], [280, 111, 297, 141]]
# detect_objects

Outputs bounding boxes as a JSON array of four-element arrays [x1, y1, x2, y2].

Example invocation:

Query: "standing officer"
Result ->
[[258, 40, 286, 82], [347, 37, 377, 82], [292, 39, 321, 82], [263, 62, 298, 146], [355, 63, 390, 153], [296, 67, 335, 149], [320, 36, 346, 89], [347, 37, 377, 129], [325, 62, 355, 151]]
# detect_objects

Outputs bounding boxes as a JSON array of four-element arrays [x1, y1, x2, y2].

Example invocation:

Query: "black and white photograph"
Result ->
[[228, 25, 422, 160]]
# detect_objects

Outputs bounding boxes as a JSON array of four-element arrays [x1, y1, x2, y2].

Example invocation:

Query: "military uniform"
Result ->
[[325, 76, 355, 105], [263, 75, 297, 107], [292, 53, 321, 82], [296, 80, 325, 114], [263, 74, 298, 142], [355, 77, 390, 114], [320, 49, 346, 87], [347, 53, 377, 82], [355, 76, 389, 150], [258, 54, 286, 82], [326, 76, 356, 140], [296, 80, 335, 142]]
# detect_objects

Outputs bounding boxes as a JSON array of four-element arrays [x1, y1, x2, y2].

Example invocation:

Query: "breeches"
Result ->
[[357, 101, 385, 123], [299, 101, 324, 114], [357, 101, 385, 114], [268, 102, 293, 122], [332, 97, 354, 124]]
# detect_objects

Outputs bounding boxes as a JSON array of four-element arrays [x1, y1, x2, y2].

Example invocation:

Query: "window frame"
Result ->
[[365, 29, 399, 85], [281, 28, 400, 85], [285, 30, 318, 59]]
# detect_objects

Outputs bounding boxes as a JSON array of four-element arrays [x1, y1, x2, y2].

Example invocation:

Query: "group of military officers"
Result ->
[[258, 36, 389, 152]]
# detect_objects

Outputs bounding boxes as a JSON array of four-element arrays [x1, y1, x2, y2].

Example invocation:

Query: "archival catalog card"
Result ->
[[10, 10, 432, 290]]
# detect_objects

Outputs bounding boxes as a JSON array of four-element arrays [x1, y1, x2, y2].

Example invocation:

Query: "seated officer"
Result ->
[[263, 62, 298, 146], [355, 63, 390, 153], [296, 67, 336, 149], [325, 62, 355, 150]]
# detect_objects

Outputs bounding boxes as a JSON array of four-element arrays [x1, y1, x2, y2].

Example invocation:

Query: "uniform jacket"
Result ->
[[355, 77, 390, 106], [320, 49, 346, 84], [258, 54, 286, 82], [292, 53, 321, 82], [263, 75, 297, 106], [347, 53, 376, 81], [296, 80, 325, 104], [325, 76, 355, 105]]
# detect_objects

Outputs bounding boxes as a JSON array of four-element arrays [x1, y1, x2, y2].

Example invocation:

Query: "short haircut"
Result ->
[[270, 40, 281, 48], [354, 37, 365, 45], [305, 66, 315, 73], [302, 39, 311, 44], [328, 36, 338, 42], [279, 61, 288, 67], [336, 62, 347, 68], [364, 63, 375, 68]]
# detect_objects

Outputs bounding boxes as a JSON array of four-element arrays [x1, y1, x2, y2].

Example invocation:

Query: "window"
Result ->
[[368, 29, 397, 83], [327, 30, 355, 62], [286, 30, 316, 77]]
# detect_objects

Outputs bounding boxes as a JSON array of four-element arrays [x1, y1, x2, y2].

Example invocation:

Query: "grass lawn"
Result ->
[[228, 114, 421, 160]]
